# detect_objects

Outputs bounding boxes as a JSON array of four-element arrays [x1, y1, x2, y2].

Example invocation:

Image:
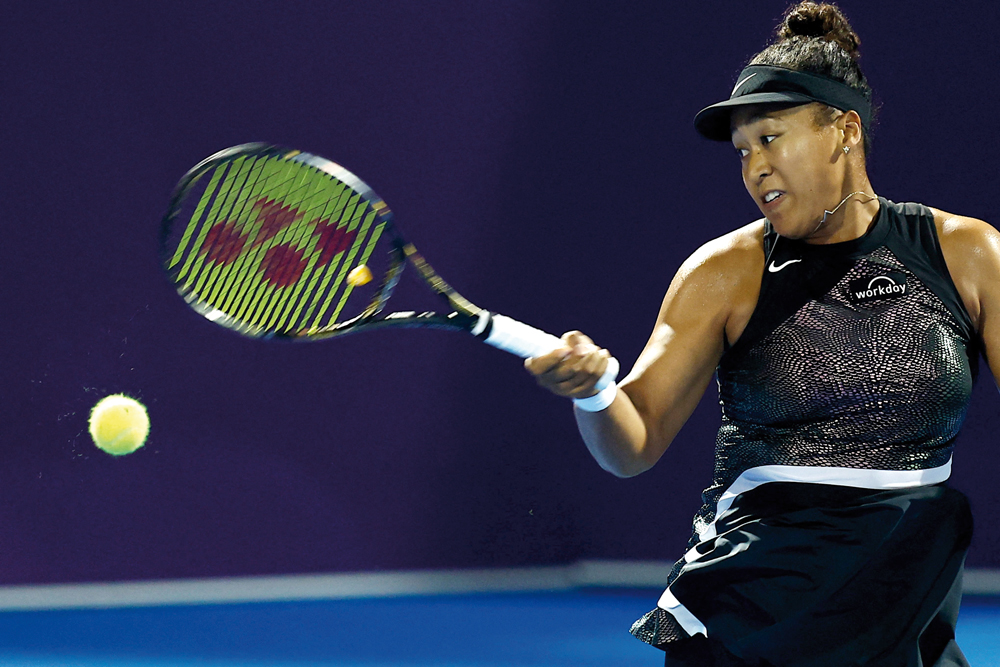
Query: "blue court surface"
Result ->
[[0, 590, 997, 666]]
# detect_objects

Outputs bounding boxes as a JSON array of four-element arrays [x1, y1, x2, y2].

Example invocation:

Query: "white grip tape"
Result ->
[[483, 314, 565, 360], [484, 313, 620, 409]]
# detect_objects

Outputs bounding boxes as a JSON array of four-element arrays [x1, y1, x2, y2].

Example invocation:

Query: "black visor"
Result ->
[[694, 65, 872, 141]]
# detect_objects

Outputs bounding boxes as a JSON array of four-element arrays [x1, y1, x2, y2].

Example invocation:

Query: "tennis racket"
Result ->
[[159, 143, 619, 389]]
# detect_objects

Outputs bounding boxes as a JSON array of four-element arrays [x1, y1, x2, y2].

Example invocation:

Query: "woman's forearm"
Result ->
[[574, 388, 659, 478]]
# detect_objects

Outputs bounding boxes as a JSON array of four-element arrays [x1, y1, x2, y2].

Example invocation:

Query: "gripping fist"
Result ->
[[524, 331, 612, 399]]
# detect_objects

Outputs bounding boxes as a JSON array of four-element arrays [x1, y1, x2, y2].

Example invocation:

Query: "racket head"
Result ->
[[160, 144, 402, 339]]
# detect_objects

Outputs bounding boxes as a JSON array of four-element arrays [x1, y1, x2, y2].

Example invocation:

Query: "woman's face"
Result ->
[[731, 103, 847, 240]]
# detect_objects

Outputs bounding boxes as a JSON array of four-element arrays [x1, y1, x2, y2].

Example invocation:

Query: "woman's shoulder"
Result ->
[[926, 206, 1000, 330], [681, 219, 766, 278], [926, 207, 998, 245], [927, 206, 999, 273], [669, 220, 766, 342]]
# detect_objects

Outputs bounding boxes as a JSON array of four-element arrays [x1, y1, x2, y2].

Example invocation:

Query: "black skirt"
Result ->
[[630, 482, 973, 666]]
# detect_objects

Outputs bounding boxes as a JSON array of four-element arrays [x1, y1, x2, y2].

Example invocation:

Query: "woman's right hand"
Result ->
[[523, 331, 612, 400]]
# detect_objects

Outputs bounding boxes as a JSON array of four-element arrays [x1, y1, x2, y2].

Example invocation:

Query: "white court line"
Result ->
[[0, 561, 994, 611]]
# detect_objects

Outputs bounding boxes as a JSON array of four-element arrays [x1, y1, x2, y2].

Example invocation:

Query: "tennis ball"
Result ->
[[88, 394, 150, 456], [347, 264, 373, 286]]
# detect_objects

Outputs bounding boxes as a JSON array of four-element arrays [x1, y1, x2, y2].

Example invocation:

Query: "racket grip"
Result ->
[[480, 313, 620, 392]]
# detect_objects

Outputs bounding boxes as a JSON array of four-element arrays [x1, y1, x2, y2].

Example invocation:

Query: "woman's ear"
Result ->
[[839, 109, 864, 151]]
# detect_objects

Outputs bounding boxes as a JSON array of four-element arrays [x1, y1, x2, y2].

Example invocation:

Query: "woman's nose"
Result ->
[[746, 148, 771, 182]]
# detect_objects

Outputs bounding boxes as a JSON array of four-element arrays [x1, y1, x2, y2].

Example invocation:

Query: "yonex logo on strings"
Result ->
[[197, 196, 359, 289]]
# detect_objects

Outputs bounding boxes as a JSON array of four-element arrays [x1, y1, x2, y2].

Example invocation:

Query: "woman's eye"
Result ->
[[761, 135, 777, 145], [736, 148, 749, 158]]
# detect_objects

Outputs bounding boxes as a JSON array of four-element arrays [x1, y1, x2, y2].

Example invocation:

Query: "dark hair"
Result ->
[[749, 2, 876, 157]]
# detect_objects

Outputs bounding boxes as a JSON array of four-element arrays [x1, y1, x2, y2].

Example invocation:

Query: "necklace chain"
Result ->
[[813, 190, 878, 234]]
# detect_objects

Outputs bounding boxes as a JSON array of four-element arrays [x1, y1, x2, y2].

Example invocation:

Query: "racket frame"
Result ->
[[160, 143, 485, 341]]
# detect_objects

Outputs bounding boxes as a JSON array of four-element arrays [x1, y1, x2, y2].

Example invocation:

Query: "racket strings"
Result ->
[[199, 159, 279, 312], [246, 170, 375, 332], [193, 158, 303, 325], [166, 153, 389, 336], [179, 155, 278, 295], [260, 184, 363, 331], [239, 172, 325, 327]]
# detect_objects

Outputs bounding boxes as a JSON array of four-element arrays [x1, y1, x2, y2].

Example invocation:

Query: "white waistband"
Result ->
[[696, 459, 952, 543]]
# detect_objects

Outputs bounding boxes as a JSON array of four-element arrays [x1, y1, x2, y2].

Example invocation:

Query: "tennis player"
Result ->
[[526, 3, 1000, 665]]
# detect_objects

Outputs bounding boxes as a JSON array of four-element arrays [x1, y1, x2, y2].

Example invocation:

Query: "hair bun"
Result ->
[[778, 2, 860, 58]]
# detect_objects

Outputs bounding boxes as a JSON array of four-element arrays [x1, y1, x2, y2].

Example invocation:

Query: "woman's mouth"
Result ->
[[762, 190, 785, 208]]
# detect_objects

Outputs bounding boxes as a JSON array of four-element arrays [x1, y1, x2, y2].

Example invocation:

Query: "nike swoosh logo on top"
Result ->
[[731, 73, 757, 96], [768, 259, 803, 273]]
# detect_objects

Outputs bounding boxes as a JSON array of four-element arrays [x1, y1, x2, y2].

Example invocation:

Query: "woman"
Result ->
[[526, 3, 1000, 665]]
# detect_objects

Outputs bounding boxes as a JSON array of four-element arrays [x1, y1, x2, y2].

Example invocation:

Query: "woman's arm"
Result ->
[[525, 222, 764, 477], [933, 210, 1000, 391]]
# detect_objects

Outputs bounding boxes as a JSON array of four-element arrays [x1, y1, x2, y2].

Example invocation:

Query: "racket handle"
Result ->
[[478, 313, 620, 392]]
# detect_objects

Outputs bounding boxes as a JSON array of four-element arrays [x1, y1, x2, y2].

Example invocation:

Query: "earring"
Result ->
[[843, 146, 851, 154]]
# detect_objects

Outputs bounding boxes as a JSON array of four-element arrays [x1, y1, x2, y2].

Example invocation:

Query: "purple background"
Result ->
[[2, 1, 997, 585]]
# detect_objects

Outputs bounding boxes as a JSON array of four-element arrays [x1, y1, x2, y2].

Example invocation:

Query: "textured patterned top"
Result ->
[[689, 197, 978, 542]]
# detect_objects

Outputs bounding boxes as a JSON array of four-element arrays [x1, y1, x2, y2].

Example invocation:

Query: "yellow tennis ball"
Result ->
[[347, 264, 373, 286], [88, 394, 150, 456]]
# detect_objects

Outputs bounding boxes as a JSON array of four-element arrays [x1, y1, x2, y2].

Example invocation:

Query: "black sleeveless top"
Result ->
[[690, 196, 979, 542], [630, 198, 980, 653]]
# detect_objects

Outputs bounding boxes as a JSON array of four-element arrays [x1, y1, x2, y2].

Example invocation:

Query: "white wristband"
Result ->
[[573, 382, 618, 412]]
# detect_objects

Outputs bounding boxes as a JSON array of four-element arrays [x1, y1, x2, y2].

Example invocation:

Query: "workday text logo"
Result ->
[[848, 272, 908, 304]]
